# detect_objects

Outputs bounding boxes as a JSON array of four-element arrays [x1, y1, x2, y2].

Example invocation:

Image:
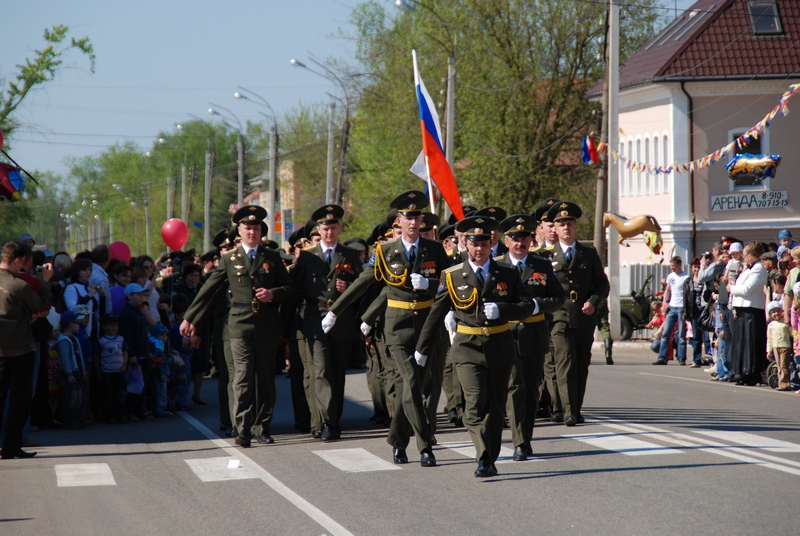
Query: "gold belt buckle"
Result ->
[[409, 301, 417, 310], [251, 298, 260, 313], [482, 326, 490, 336], [570, 290, 578, 302], [326, 298, 334, 308]]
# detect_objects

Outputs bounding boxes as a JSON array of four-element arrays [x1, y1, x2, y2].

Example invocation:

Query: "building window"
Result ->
[[662, 135, 670, 193], [729, 129, 769, 191], [653, 135, 661, 194], [636, 139, 642, 196], [749, 2, 783, 35], [644, 137, 651, 195], [627, 140, 634, 196], [619, 142, 626, 196]]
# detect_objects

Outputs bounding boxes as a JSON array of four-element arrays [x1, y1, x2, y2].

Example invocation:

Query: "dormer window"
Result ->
[[748, 2, 783, 35]]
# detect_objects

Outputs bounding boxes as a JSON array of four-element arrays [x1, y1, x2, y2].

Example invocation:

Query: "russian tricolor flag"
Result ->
[[413, 50, 464, 221]]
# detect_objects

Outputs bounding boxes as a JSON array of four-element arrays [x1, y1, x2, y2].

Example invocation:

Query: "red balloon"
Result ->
[[161, 218, 189, 250], [108, 241, 131, 263]]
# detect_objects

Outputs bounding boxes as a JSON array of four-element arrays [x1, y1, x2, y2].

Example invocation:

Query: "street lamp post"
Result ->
[[396, 0, 457, 217], [234, 87, 280, 243], [208, 104, 245, 207]]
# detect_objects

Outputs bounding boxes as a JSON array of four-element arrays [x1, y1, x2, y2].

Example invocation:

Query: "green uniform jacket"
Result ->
[[546, 242, 609, 329], [184, 244, 293, 340], [494, 252, 565, 354], [330, 237, 450, 347], [291, 243, 363, 343], [417, 259, 532, 369]]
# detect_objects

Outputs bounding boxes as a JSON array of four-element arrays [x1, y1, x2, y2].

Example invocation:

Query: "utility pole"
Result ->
[[326, 100, 336, 204], [143, 185, 152, 257], [594, 10, 610, 265], [268, 125, 279, 242], [166, 171, 173, 220], [336, 115, 350, 206], [237, 133, 245, 207], [203, 148, 212, 252], [608, 0, 621, 340], [181, 157, 188, 224]]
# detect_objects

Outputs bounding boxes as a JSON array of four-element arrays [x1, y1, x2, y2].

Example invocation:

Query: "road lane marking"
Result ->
[[313, 448, 401, 473], [55, 463, 116, 487], [563, 432, 682, 456], [438, 441, 537, 464], [186, 456, 259, 482], [694, 430, 800, 453], [178, 411, 353, 536]]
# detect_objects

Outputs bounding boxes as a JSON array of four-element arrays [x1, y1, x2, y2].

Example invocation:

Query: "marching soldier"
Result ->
[[495, 214, 565, 460], [291, 204, 362, 441], [473, 206, 508, 256], [210, 226, 237, 436], [324, 191, 448, 467], [181, 206, 293, 447], [416, 216, 532, 477], [545, 201, 609, 426]]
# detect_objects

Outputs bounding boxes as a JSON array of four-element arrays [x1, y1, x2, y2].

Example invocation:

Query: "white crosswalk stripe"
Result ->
[[564, 432, 683, 456], [185, 456, 259, 482], [694, 430, 800, 453], [55, 463, 116, 487], [312, 448, 401, 473]]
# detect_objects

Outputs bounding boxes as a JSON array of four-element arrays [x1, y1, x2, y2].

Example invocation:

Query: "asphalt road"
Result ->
[[2, 341, 798, 536]]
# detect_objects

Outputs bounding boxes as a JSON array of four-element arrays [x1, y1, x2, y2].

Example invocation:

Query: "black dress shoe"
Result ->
[[311, 428, 322, 439], [577, 415, 585, 424], [321, 425, 337, 441], [551, 411, 564, 423], [420, 449, 436, 467], [524, 442, 534, 456], [536, 407, 551, 419], [491, 463, 498, 476], [606, 357, 614, 365], [474, 459, 492, 478], [513, 446, 527, 461], [447, 409, 459, 423], [564, 415, 578, 427], [454, 416, 464, 427], [255, 434, 274, 444], [393, 448, 408, 464], [234, 434, 251, 448], [1, 449, 37, 459]]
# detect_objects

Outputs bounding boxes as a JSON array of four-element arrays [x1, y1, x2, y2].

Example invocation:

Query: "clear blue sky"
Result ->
[[2, 0, 696, 177]]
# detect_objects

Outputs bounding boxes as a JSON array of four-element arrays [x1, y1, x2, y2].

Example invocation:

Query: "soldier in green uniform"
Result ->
[[545, 201, 609, 427], [531, 198, 563, 421], [210, 226, 236, 436], [291, 204, 363, 441], [180, 205, 293, 447], [416, 216, 532, 477], [473, 206, 508, 257], [325, 191, 447, 467], [495, 214, 565, 461]]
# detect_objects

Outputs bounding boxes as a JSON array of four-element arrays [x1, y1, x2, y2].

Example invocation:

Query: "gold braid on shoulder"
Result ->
[[445, 271, 478, 310], [374, 245, 408, 287]]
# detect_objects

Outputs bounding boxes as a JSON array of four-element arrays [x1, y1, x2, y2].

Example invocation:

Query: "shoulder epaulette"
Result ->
[[443, 262, 464, 275], [302, 245, 317, 252]]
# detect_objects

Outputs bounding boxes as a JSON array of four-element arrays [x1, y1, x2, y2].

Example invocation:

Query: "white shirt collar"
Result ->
[[559, 241, 575, 256], [242, 244, 258, 256], [321, 242, 338, 254], [401, 236, 420, 252], [507, 252, 526, 267], [468, 258, 491, 275]]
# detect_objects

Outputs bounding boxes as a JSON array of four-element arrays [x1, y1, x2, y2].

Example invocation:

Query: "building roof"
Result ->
[[591, 0, 800, 94]]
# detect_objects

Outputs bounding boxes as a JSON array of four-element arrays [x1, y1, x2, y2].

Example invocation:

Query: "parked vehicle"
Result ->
[[618, 274, 655, 340]]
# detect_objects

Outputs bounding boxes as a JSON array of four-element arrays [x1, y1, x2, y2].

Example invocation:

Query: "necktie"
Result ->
[[408, 245, 416, 266], [476, 267, 485, 286], [324, 249, 332, 266], [517, 262, 524, 280], [249, 249, 256, 262], [565, 247, 573, 264]]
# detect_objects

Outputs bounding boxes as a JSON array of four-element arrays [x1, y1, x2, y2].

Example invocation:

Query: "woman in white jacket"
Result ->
[[728, 241, 768, 385]]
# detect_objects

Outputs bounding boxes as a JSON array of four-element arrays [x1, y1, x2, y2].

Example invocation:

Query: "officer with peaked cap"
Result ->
[[209, 225, 237, 435], [495, 214, 564, 460], [532, 198, 560, 252], [416, 216, 532, 477], [324, 190, 449, 467], [544, 201, 608, 427], [181, 205, 293, 447], [290, 204, 362, 441], [474, 207, 508, 256]]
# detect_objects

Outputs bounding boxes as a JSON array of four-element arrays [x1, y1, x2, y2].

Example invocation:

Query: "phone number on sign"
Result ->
[[711, 191, 789, 211]]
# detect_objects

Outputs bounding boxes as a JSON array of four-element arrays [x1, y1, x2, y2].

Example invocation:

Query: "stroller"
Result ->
[[766, 354, 800, 390]]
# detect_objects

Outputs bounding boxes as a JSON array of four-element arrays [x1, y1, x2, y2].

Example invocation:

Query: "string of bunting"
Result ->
[[590, 82, 800, 175]]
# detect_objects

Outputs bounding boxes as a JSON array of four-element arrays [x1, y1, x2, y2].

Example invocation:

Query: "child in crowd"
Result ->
[[96, 315, 129, 423], [73, 304, 94, 424], [766, 301, 793, 391], [46, 318, 62, 422], [778, 229, 799, 251], [771, 273, 787, 304], [119, 283, 154, 420], [724, 242, 743, 285], [54, 311, 86, 429], [149, 324, 172, 417], [647, 300, 666, 354]]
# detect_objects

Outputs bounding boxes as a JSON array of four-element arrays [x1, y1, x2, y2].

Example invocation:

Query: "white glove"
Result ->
[[410, 273, 429, 290], [321, 311, 337, 333], [360, 322, 372, 336], [414, 351, 428, 367], [483, 302, 500, 320], [444, 310, 457, 333]]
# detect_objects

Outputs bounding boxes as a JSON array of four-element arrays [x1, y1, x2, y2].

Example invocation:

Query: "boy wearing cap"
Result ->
[[54, 311, 86, 429], [96, 315, 129, 423], [416, 216, 532, 477], [544, 201, 609, 427], [495, 214, 565, 461], [325, 191, 450, 467], [119, 283, 154, 420], [766, 301, 793, 390], [778, 229, 798, 250]]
